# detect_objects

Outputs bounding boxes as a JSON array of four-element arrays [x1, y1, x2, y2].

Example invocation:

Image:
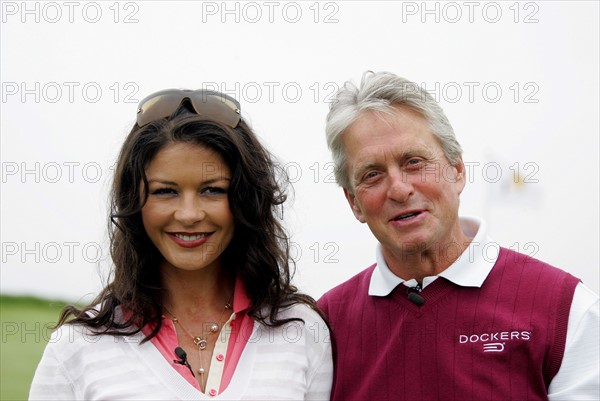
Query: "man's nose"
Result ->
[[387, 170, 414, 203]]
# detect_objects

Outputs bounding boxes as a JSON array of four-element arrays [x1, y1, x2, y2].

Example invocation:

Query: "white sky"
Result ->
[[1, 0, 598, 302]]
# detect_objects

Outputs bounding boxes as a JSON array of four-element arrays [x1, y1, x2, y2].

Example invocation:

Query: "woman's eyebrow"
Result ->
[[147, 178, 231, 185], [147, 179, 177, 185], [202, 177, 231, 185]]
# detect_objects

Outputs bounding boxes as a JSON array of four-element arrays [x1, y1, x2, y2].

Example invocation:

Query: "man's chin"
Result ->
[[384, 239, 431, 259]]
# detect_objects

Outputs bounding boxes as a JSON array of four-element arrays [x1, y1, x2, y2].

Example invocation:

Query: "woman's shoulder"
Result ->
[[263, 302, 331, 345], [275, 302, 326, 324], [45, 305, 140, 352], [256, 302, 332, 372]]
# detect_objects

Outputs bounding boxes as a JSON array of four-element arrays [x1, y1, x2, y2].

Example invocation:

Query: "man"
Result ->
[[318, 71, 599, 401]]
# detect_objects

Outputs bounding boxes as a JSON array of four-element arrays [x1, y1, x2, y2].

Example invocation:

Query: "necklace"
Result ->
[[165, 300, 232, 392]]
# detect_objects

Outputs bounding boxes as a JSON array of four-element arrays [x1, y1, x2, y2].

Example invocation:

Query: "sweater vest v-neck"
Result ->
[[319, 247, 579, 401]]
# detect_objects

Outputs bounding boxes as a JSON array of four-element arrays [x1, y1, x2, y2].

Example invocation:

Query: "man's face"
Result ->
[[342, 105, 466, 261]]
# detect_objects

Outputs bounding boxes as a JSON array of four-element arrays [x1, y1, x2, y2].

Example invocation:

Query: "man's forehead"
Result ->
[[352, 145, 434, 167]]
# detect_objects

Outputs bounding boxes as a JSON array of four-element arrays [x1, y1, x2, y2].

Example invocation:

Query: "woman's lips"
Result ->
[[168, 232, 213, 248]]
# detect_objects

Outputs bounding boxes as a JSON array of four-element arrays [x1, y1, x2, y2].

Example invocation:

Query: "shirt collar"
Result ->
[[232, 275, 251, 314], [368, 216, 500, 296]]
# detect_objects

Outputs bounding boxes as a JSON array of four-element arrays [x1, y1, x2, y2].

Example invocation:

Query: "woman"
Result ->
[[29, 89, 333, 400]]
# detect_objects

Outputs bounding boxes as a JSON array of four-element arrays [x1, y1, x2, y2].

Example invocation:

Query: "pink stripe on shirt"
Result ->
[[220, 277, 254, 392]]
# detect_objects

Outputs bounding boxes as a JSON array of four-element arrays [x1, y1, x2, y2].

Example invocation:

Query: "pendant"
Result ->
[[194, 336, 207, 350]]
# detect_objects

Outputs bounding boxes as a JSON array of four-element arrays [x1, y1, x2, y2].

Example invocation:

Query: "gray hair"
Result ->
[[325, 71, 463, 191]]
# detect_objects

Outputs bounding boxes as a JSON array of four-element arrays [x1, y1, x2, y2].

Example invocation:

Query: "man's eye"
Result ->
[[405, 159, 424, 169]]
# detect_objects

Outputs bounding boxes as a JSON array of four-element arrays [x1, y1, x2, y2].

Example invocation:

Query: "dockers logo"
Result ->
[[458, 331, 532, 353]]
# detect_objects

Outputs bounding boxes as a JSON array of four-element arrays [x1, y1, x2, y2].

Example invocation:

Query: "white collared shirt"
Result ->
[[368, 216, 599, 400]]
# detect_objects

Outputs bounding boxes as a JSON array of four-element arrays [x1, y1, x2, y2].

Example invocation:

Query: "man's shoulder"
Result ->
[[495, 247, 581, 295], [497, 247, 578, 279], [318, 263, 377, 308]]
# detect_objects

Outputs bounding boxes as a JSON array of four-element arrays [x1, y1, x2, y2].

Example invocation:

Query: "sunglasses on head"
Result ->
[[136, 89, 241, 128]]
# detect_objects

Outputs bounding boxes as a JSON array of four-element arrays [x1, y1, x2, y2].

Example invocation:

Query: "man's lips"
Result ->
[[389, 210, 425, 222]]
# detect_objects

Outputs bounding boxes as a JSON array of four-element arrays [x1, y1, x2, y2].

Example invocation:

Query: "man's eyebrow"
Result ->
[[397, 148, 437, 160], [354, 149, 435, 169], [353, 161, 380, 177]]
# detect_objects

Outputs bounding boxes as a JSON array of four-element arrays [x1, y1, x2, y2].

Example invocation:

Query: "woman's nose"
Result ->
[[173, 195, 205, 225]]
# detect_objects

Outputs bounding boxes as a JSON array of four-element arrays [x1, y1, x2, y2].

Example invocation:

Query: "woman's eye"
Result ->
[[202, 186, 227, 195], [151, 187, 176, 195]]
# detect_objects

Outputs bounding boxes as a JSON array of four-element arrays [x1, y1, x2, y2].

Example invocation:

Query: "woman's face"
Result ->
[[141, 142, 235, 274]]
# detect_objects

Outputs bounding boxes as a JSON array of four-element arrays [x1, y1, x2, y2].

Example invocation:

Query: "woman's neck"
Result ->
[[160, 262, 234, 317]]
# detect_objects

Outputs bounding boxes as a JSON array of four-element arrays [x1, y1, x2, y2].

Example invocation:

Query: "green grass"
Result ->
[[0, 295, 71, 401]]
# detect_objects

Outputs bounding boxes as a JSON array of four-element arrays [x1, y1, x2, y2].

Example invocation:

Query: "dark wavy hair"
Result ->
[[56, 101, 319, 341]]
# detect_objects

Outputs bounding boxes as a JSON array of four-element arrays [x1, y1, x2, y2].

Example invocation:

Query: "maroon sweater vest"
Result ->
[[318, 248, 580, 401]]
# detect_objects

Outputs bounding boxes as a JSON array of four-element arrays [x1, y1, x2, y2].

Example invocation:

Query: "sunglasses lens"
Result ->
[[136, 90, 241, 128], [190, 93, 241, 128], [137, 92, 187, 127]]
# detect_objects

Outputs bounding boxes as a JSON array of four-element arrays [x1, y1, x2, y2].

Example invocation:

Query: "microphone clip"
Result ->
[[174, 346, 196, 377], [406, 283, 425, 306]]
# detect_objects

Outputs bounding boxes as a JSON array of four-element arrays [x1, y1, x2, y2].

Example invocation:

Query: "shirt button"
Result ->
[[216, 354, 224, 362], [209, 389, 217, 396]]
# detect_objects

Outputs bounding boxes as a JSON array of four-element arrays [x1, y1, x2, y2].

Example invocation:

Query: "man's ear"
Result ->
[[454, 158, 467, 195], [343, 187, 366, 223]]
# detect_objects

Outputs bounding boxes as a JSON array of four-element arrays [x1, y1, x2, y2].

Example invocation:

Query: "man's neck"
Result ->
[[383, 232, 472, 283]]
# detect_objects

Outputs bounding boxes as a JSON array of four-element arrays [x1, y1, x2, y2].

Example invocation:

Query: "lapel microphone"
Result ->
[[406, 283, 425, 306], [174, 346, 196, 377]]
